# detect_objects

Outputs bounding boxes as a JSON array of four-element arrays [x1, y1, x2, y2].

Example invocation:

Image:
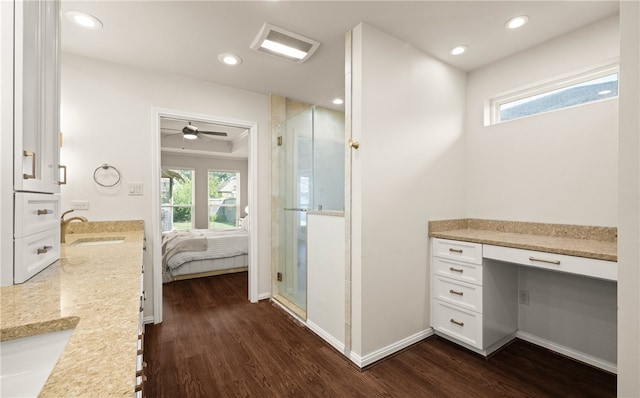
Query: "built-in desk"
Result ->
[[428, 219, 618, 373]]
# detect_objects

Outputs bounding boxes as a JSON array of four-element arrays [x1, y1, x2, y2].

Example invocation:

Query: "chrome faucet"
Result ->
[[61, 209, 88, 243]]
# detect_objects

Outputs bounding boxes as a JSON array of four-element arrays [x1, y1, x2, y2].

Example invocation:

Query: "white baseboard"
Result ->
[[257, 292, 271, 301], [349, 328, 434, 368], [516, 331, 617, 374], [306, 320, 346, 353]]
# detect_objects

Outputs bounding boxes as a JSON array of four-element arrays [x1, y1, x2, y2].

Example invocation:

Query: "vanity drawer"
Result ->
[[433, 276, 483, 313], [14, 228, 60, 283], [432, 238, 482, 264], [483, 244, 617, 281], [432, 256, 483, 285], [433, 300, 482, 349], [14, 192, 61, 238]]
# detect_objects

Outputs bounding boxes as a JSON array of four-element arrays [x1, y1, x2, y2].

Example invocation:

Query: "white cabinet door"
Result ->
[[13, 0, 60, 194]]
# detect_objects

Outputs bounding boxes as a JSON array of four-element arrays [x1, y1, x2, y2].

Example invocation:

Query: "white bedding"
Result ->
[[165, 228, 249, 270]]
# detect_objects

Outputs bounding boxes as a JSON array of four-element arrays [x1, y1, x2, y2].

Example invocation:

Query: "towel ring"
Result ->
[[93, 163, 121, 187]]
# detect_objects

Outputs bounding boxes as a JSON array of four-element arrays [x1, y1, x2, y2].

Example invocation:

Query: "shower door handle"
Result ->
[[283, 208, 308, 212]]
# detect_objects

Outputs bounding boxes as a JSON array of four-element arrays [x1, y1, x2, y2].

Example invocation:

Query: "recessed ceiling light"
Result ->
[[250, 23, 320, 63], [505, 15, 529, 29], [218, 53, 242, 66], [450, 45, 468, 56], [598, 89, 612, 96], [64, 10, 103, 30], [332, 98, 344, 105]]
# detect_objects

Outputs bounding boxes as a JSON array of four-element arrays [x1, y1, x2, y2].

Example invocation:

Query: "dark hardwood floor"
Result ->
[[144, 272, 615, 397]]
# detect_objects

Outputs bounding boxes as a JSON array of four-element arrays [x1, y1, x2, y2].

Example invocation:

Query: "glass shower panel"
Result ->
[[312, 107, 345, 211], [277, 108, 312, 313]]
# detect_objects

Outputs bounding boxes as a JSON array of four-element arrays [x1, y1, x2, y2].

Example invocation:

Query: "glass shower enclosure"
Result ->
[[274, 105, 345, 317]]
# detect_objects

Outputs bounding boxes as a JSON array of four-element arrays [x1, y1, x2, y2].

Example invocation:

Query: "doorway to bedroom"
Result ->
[[152, 109, 259, 324]]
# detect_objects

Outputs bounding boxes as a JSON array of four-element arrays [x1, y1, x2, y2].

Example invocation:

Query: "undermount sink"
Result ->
[[0, 328, 74, 398], [70, 236, 125, 246]]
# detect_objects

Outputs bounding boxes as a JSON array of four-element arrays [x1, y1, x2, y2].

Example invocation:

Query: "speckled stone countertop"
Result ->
[[1, 220, 144, 397], [429, 219, 617, 262]]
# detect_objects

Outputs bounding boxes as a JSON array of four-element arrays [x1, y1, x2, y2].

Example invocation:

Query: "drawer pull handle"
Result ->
[[528, 256, 561, 265], [450, 318, 464, 327], [37, 209, 53, 215], [449, 267, 464, 273], [37, 246, 53, 255], [449, 248, 463, 254], [449, 289, 464, 296], [23, 151, 36, 179]]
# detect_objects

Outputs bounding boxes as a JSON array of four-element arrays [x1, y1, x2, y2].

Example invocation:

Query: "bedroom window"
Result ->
[[161, 168, 194, 231], [208, 171, 240, 229], [487, 62, 619, 125]]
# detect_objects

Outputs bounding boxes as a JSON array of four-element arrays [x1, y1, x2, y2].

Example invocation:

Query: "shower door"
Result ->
[[276, 108, 313, 315]]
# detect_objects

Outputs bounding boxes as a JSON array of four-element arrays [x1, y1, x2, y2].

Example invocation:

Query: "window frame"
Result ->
[[160, 167, 195, 231], [486, 60, 619, 126]]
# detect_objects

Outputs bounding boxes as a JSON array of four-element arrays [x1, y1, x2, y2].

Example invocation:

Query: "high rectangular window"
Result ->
[[488, 63, 619, 125]]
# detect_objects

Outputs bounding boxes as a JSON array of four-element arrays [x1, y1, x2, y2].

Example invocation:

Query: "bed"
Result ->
[[162, 226, 249, 282]]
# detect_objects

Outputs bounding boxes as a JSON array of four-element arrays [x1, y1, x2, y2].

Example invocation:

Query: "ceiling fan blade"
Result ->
[[162, 132, 183, 138], [161, 127, 182, 132], [198, 131, 228, 137]]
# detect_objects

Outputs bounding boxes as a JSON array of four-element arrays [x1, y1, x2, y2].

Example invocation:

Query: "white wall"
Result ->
[[307, 213, 345, 351], [161, 153, 248, 230], [350, 23, 467, 359], [466, 15, 619, 226], [60, 53, 272, 317], [617, 2, 640, 395], [466, 15, 621, 368]]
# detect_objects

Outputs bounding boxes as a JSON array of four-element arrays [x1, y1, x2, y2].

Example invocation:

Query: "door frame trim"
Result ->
[[151, 108, 259, 323]]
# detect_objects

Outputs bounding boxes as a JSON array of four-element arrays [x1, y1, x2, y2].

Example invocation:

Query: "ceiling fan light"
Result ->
[[183, 132, 198, 140]]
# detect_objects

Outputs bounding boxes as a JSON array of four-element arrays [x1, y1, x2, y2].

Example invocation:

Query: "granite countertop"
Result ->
[[429, 219, 617, 262], [1, 220, 145, 397]]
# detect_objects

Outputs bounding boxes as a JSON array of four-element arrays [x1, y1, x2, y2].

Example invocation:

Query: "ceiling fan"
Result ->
[[163, 122, 228, 140]]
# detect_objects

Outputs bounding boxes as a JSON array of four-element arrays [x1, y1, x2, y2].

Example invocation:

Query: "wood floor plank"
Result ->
[[144, 272, 615, 397]]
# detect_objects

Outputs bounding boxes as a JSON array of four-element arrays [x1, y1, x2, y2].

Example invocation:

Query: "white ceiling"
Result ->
[[60, 1, 619, 157]]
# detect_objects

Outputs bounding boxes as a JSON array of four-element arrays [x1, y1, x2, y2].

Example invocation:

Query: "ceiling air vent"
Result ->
[[250, 23, 320, 63]]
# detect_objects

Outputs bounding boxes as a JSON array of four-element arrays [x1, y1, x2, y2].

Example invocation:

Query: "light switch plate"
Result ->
[[128, 182, 143, 196], [70, 200, 89, 210]]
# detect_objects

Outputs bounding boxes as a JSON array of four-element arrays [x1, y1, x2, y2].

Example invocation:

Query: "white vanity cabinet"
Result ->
[[2, 0, 62, 284], [135, 263, 146, 397], [13, 0, 62, 193], [430, 238, 518, 355]]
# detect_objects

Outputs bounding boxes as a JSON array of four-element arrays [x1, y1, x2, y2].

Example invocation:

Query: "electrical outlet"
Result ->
[[518, 290, 530, 305], [70, 200, 89, 210]]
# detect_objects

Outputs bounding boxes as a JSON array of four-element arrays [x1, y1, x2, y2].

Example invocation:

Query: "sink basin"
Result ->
[[70, 236, 125, 246], [0, 328, 74, 397]]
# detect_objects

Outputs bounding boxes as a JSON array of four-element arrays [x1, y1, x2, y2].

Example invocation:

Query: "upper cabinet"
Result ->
[[13, 0, 62, 194]]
